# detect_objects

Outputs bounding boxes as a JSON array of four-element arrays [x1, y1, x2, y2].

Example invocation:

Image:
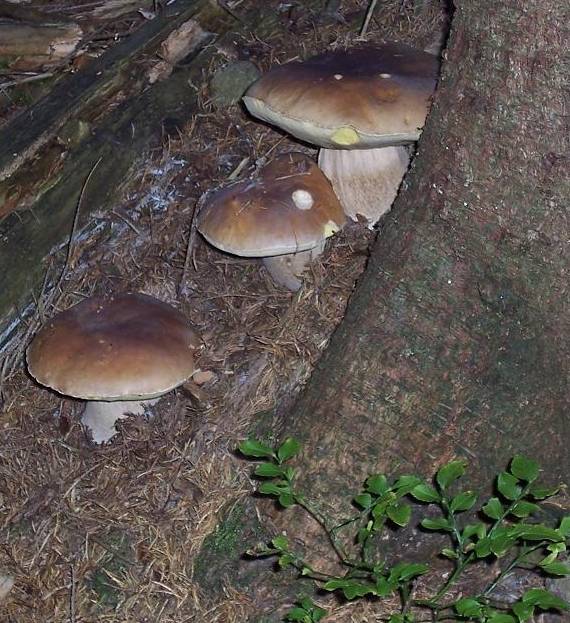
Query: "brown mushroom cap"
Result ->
[[196, 152, 345, 257], [27, 293, 201, 401], [243, 43, 439, 149]]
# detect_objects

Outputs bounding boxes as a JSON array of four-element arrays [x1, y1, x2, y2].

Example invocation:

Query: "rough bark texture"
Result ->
[[280, 0, 569, 505], [196, 0, 569, 615]]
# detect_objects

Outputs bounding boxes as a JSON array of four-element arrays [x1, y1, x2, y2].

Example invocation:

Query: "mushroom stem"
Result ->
[[318, 145, 410, 228], [262, 241, 325, 291], [81, 398, 160, 443]]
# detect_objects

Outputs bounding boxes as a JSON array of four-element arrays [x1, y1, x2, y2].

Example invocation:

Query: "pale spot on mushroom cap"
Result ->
[[292, 189, 314, 210], [331, 127, 359, 146], [323, 220, 341, 238], [379, 73, 392, 78], [334, 73, 343, 80]]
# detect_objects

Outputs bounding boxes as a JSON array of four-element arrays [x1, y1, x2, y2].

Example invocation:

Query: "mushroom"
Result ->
[[243, 43, 439, 227], [197, 152, 345, 291], [26, 293, 201, 443]]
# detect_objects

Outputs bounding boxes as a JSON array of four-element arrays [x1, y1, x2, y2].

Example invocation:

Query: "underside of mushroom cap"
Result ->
[[243, 43, 439, 149], [27, 293, 201, 401], [197, 152, 345, 257]]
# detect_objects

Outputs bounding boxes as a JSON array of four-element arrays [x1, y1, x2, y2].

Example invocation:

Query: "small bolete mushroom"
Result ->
[[243, 43, 439, 227], [26, 293, 201, 443], [197, 152, 345, 291]]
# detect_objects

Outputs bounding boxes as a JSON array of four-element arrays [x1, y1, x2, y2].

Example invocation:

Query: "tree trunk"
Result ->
[[280, 0, 569, 509], [282, 0, 570, 494], [196, 0, 569, 615]]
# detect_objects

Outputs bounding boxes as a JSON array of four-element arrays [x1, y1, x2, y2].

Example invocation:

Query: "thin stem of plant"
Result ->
[[482, 543, 543, 597], [360, 0, 379, 36], [295, 496, 358, 568]]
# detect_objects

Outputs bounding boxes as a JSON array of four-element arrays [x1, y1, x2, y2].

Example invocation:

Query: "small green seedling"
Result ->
[[239, 440, 569, 623]]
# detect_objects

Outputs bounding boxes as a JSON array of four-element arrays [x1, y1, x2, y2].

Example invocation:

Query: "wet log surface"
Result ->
[[0, 0, 231, 340]]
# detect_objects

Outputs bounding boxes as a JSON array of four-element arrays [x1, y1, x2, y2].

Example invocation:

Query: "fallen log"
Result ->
[[0, 0, 325, 346], [0, 21, 83, 70], [0, 0, 226, 341]]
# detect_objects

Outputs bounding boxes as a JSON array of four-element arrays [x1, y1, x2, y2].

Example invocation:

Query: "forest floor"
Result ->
[[0, 1, 450, 621]]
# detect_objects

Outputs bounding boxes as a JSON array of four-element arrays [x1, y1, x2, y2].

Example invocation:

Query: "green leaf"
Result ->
[[463, 523, 488, 540], [410, 483, 441, 503], [529, 483, 560, 499], [540, 561, 570, 575], [510, 500, 540, 518], [482, 497, 504, 520], [450, 490, 478, 512], [312, 607, 327, 622], [559, 517, 570, 537], [279, 493, 296, 508], [388, 562, 429, 583], [497, 472, 522, 500], [372, 493, 396, 518], [387, 502, 412, 527], [278, 553, 295, 568], [513, 524, 563, 542], [436, 460, 467, 489], [522, 588, 569, 610], [512, 601, 534, 622], [323, 579, 376, 600], [354, 493, 373, 509], [357, 526, 371, 545], [239, 438, 275, 459], [284, 466, 296, 481], [454, 597, 483, 617], [421, 517, 452, 531], [375, 576, 396, 597], [254, 462, 285, 478], [272, 535, 289, 550], [474, 537, 492, 557], [490, 527, 517, 556], [366, 474, 389, 495], [284, 607, 308, 622], [441, 548, 458, 559], [547, 541, 566, 554], [388, 615, 415, 623], [510, 455, 539, 482], [393, 475, 423, 494], [286, 598, 327, 623], [487, 611, 516, 623], [258, 481, 290, 496], [277, 438, 301, 463]]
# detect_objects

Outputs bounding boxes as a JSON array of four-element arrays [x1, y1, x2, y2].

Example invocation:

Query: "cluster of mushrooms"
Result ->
[[26, 43, 439, 443]]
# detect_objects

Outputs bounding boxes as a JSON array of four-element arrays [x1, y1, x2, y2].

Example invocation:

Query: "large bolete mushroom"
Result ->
[[27, 293, 201, 443], [197, 152, 345, 291], [243, 43, 439, 227]]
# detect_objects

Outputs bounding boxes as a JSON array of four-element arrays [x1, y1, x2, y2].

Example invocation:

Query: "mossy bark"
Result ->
[[196, 0, 569, 617]]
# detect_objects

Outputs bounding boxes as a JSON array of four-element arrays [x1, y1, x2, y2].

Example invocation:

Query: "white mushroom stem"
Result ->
[[318, 145, 410, 229], [81, 397, 160, 444], [262, 241, 325, 292]]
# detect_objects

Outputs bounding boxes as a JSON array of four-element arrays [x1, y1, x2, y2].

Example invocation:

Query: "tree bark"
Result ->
[[280, 0, 569, 509], [196, 0, 569, 615]]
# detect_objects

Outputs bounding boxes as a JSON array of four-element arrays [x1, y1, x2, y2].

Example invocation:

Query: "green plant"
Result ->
[[239, 439, 570, 622]]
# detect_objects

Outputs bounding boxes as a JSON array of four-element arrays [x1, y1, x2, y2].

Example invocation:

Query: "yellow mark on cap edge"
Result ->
[[331, 127, 359, 146], [323, 220, 340, 238]]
